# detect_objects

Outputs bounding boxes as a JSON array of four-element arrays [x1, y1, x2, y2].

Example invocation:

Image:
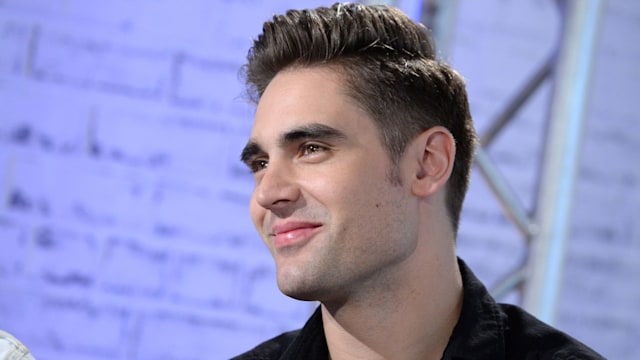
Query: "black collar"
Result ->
[[440, 258, 506, 359]]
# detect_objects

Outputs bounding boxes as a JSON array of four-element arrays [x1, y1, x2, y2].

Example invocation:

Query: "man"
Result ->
[[234, 3, 603, 359]]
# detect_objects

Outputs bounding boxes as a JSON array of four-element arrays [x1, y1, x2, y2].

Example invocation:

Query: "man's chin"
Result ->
[[278, 286, 320, 302], [276, 277, 324, 302]]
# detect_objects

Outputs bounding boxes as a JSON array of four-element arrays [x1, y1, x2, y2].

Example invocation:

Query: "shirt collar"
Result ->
[[441, 258, 506, 360], [281, 258, 506, 360], [279, 307, 328, 360]]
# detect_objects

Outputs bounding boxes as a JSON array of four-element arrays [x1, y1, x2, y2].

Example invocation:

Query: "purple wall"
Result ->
[[0, 1, 637, 359]]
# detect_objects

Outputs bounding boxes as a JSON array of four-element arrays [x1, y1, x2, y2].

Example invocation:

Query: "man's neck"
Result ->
[[320, 246, 463, 360]]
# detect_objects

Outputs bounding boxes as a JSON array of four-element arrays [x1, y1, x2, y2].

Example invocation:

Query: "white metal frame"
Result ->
[[424, 0, 604, 324]]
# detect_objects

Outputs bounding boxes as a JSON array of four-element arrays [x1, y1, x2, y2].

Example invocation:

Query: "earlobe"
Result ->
[[411, 126, 456, 198]]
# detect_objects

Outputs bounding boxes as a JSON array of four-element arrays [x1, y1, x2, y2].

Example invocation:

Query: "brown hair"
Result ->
[[243, 3, 476, 233]]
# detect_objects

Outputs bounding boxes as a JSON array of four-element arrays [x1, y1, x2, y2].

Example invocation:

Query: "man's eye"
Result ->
[[249, 159, 268, 173], [301, 143, 325, 155]]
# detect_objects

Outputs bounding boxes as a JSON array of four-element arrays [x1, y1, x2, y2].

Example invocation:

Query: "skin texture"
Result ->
[[242, 65, 463, 359], [246, 66, 417, 303]]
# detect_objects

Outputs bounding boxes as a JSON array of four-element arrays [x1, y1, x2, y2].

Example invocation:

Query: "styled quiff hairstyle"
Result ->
[[243, 3, 476, 233]]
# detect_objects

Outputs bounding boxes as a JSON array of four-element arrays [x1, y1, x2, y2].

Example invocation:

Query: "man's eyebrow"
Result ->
[[280, 123, 347, 147], [240, 141, 263, 165]]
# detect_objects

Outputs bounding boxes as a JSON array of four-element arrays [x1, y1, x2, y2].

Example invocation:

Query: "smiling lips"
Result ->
[[271, 222, 322, 249]]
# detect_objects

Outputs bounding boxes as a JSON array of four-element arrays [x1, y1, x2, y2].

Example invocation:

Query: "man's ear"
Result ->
[[411, 126, 456, 198]]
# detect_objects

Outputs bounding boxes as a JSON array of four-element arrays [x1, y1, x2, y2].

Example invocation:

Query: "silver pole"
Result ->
[[424, 0, 459, 60], [474, 147, 537, 238], [523, 0, 604, 324]]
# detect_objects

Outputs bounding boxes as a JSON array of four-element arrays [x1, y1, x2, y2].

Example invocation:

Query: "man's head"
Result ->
[[243, 3, 476, 232]]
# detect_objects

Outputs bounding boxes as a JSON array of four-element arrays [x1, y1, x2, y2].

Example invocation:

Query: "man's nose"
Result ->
[[254, 162, 300, 211]]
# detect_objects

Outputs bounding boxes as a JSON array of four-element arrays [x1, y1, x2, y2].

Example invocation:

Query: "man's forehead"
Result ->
[[255, 66, 347, 106], [250, 70, 342, 130]]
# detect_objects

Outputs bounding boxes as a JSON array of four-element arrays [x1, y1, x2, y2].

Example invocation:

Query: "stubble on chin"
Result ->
[[276, 273, 322, 302]]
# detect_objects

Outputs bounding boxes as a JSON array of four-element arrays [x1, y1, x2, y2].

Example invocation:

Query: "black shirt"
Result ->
[[232, 259, 605, 359]]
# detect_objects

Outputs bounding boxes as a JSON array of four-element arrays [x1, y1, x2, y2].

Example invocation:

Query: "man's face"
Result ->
[[242, 66, 420, 304]]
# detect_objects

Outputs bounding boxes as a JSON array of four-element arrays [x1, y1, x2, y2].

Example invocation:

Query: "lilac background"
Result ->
[[0, 1, 638, 359]]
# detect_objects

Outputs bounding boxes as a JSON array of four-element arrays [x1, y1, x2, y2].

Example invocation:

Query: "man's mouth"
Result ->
[[271, 221, 322, 249]]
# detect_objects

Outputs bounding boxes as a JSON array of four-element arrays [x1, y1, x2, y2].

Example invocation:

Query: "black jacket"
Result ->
[[232, 259, 604, 359]]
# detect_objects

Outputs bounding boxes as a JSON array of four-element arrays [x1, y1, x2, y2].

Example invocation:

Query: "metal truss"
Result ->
[[423, 0, 604, 324]]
